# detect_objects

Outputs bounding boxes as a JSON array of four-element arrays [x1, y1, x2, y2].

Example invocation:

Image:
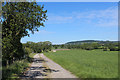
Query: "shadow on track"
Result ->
[[20, 57, 59, 79]]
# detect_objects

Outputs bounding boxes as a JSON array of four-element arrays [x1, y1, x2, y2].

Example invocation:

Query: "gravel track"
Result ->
[[40, 53, 77, 78], [21, 53, 78, 79]]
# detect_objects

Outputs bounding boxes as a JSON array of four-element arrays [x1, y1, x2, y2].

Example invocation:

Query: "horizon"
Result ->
[[21, 2, 118, 44], [21, 39, 118, 45]]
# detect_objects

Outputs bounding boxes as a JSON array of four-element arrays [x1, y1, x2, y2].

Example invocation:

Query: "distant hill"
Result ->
[[65, 40, 118, 45]]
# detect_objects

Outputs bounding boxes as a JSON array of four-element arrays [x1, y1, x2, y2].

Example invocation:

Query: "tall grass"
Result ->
[[2, 59, 29, 80], [44, 49, 118, 78], [2, 53, 36, 80]]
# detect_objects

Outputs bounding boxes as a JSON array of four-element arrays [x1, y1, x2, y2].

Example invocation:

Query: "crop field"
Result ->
[[44, 49, 118, 78]]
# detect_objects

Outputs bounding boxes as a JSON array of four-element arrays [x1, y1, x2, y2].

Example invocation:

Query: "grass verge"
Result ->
[[2, 53, 36, 80]]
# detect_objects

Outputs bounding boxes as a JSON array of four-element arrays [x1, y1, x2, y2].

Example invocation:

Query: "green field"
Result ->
[[44, 49, 118, 78]]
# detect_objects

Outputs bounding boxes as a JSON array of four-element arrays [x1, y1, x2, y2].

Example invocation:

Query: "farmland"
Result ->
[[44, 49, 118, 78]]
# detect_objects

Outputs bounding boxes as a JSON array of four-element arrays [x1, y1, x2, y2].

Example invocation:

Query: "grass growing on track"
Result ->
[[29, 53, 37, 58], [44, 49, 118, 78]]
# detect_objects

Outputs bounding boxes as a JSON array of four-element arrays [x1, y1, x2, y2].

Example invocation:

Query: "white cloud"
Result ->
[[73, 7, 118, 27], [46, 6, 118, 27], [75, 6, 118, 27], [96, 7, 118, 27]]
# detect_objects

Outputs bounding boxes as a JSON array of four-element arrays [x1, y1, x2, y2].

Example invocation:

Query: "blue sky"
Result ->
[[37, 0, 119, 2], [21, 2, 118, 44]]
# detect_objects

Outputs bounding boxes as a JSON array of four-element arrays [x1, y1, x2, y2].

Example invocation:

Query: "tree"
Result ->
[[23, 41, 52, 53], [60, 44, 65, 48], [2, 2, 47, 66]]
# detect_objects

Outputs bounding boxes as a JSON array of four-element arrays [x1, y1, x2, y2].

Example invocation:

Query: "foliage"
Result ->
[[45, 49, 118, 78], [66, 40, 118, 45], [23, 41, 52, 53], [104, 43, 119, 51], [24, 47, 33, 55], [29, 53, 37, 58], [2, 59, 30, 79], [54, 41, 119, 51], [2, 2, 47, 66], [2, 52, 37, 79], [103, 47, 108, 51]]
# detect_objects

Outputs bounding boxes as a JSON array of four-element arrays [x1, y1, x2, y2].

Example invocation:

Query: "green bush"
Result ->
[[24, 47, 33, 54], [109, 47, 119, 51], [85, 46, 94, 50], [103, 47, 108, 51], [2, 59, 29, 79]]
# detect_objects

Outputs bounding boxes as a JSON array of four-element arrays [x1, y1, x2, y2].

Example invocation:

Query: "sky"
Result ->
[[36, 0, 120, 2], [21, 2, 118, 44]]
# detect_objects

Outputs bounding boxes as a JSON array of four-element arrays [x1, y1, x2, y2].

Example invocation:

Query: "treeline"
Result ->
[[66, 40, 118, 45], [52, 42, 119, 51], [23, 41, 52, 53]]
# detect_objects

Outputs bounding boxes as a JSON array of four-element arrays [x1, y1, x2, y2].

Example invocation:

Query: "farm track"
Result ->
[[21, 53, 78, 80]]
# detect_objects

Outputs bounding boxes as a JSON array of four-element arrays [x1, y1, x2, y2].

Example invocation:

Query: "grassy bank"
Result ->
[[2, 59, 30, 79], [44, 49, 118, 78], [2, 53, 36, 80]]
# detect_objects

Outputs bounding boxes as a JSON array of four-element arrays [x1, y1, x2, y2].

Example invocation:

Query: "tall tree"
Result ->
[[2, 2, 47, 65]]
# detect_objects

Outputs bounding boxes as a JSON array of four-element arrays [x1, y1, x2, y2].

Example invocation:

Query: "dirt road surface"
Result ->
[[21, 53, 78, 79]]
